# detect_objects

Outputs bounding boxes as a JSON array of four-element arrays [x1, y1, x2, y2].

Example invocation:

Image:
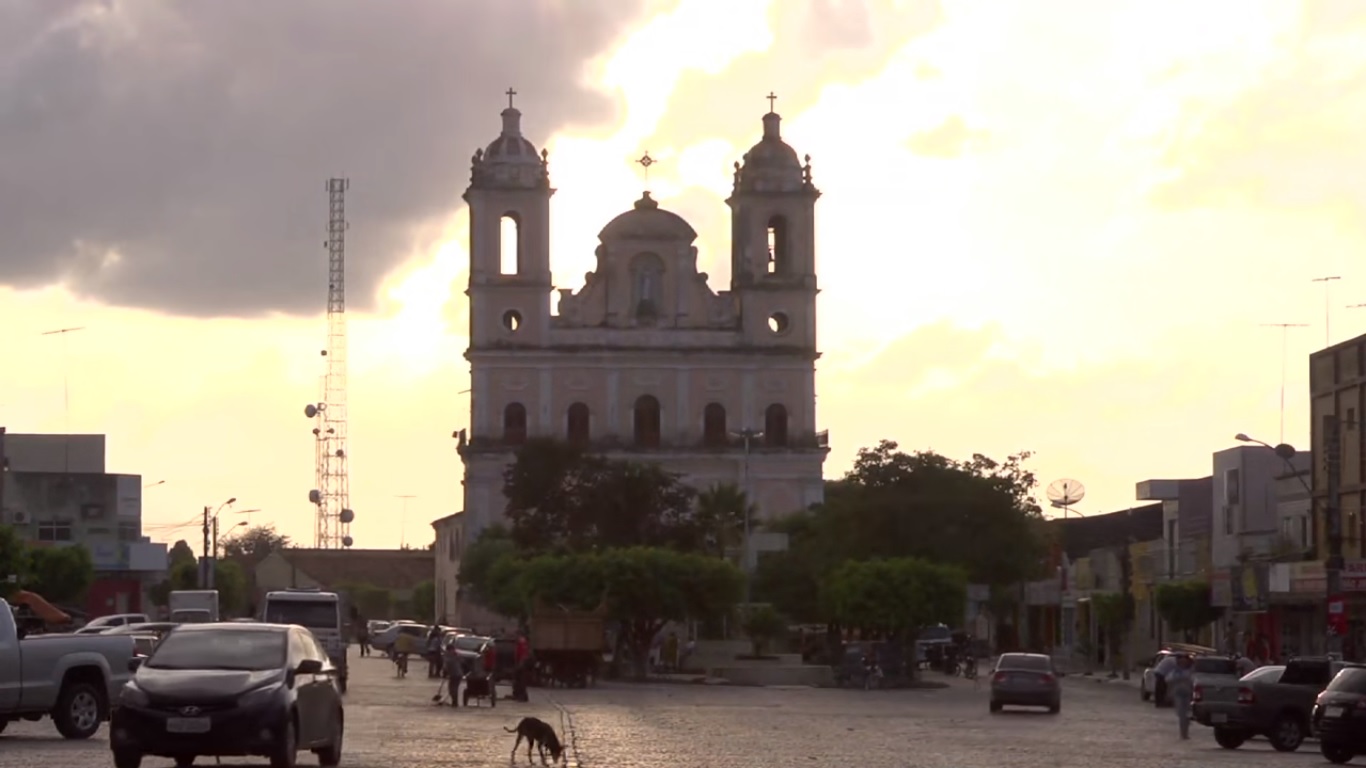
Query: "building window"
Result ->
[[566, 402, 591, 446], [500, 212, 521, 275], [503, 402, 527, 444], [1166, 520, 1177, 577], [766, 215, 790, 275], [703, 403, 727, 447], [37, 521, 73, 542], [1224, 505, 1234, 535], [448, 531, 458, 561], [1224, 468, 1240, 505], [633, 395, 661, 448], [1299, 516, 1310, 550], [763, 403, 788, 447], [118, 522, 140, 542], [630, 253, 665, 324]]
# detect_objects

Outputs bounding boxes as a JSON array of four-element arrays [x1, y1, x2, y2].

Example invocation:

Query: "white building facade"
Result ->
[[456, 102, 829, 541]]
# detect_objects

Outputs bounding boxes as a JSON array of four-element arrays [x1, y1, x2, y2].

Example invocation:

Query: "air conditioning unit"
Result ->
[[9, 510, 28, 525]]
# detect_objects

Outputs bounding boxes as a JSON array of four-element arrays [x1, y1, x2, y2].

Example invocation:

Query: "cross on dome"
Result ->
[[766, 91, 777, 112], [505, 87, 518, 109]]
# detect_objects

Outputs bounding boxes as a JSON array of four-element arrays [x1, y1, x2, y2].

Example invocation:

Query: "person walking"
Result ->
[[356, 619, 370, 657], [1167, 653, 1196, 739], [513, 630, 531, 702]]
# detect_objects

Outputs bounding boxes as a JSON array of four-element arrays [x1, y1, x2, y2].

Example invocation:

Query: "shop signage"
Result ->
[[1288, 561, 1327, 594], [1210, 569, 1232, 608], [1342, 560, 1366, 592], [1231, 562, 1269, 612], [1328, 594, 1349, 636]]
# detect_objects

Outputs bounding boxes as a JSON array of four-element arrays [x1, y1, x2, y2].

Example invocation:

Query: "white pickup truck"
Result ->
[[0, 597, 138, 739]]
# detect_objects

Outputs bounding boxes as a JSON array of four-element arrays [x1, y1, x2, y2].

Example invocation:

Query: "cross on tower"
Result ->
[[766, 91, 777, 112], [636, 151, 656, 187], [505, 87, 517, 109]]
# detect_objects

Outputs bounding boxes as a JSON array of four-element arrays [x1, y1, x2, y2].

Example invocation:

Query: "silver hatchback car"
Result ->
[[990, 652, 1061, 713]]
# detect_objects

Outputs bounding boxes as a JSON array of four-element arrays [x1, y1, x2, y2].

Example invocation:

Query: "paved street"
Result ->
[[0, 652, 1341, 767]]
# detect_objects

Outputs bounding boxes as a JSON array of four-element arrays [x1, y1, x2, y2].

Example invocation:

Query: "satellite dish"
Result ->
[[308, 489, 322, 505], [1046, 479, 1086, 509], [304, 404, 318, 419], [339, 509, 355, 524], [341, 536, 353, 547]]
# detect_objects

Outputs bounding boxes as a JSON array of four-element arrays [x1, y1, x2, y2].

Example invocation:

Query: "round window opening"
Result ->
[[768, 312, 791, 335], [502, 309, 523, 332]]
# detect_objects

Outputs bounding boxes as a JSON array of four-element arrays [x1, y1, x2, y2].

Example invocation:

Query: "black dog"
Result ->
[[505, 716, 564, 764]]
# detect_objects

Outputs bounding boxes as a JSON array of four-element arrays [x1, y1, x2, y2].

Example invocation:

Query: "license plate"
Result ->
[[1211, 713, 1228, 724], [166, 717, 210, 734], [1325, 706, 1345, 718]]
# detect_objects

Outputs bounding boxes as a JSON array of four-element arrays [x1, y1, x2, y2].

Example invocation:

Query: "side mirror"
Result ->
[[128, 657, 144, 673], [296, 659, 324, 675]]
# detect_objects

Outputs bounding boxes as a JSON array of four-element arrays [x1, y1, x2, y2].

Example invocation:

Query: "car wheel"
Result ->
[[112, 748, 143, 768], [174, 756, 195, 767], [1140, 687, 1150, 702], [1268, 715, 1304, 752], [989, 700, 1002, 713], [1213, 728, 1245, 749], [269, 718, 297, 768], [1048, 702, 1060, 714], [338, 675, 348, 694], [315, 711, 343, 767], [1322, 742, 1355, 764], [53, 681, 104, 740]]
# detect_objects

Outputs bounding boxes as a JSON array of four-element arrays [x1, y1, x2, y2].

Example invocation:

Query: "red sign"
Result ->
[[1328, 595, 1349, 636]]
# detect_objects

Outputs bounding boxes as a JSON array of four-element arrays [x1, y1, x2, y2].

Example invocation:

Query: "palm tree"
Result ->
[[695, 483, 756, 562]]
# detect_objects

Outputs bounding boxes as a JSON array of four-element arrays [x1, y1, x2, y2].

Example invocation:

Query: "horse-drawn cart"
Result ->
[[529, 600, 606, 689]]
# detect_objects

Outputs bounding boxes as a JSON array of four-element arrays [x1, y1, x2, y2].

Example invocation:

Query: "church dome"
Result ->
[[483, 108, 540, 164], [735, 112, 807, 192], [598, 192, 697, 242]]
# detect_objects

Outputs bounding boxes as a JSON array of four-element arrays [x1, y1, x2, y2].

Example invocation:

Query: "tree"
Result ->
[[820, 557, 967, 639], [168, 540, 196, 569], [26, 545, 94, 604], [694, 483, 753, 560], [1155, 580, 1222, 642], [412, 580, 437, 622], [751, 549, 823, 623], [739, 604, 787, 658], [457, 527, 519, 609], [168, 558, 247, 616], [220, 525, 289, 562], [500, 439, 702, 554], [0, 525, 28, 599], [487, 547, 744, 679], [1092, 592, 1129, 675], [336, 582, 392, 620]]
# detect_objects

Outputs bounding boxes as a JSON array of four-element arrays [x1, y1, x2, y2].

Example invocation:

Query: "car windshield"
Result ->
[[263, 600, 338, 630], [919, 626, 951, 642], [1240, 665, 1284, 683], [1326, 667, 1366, 694], [146, 629, 286, 671], [998, 654, 1051, 672], [1193, 657, 1237, 675]]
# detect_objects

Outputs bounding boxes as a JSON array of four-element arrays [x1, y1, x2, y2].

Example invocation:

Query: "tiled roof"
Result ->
[[278, 548, 433, 591]]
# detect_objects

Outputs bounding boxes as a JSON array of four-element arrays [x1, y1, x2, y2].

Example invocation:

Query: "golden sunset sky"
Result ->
[[3, 0, 1361, 550]]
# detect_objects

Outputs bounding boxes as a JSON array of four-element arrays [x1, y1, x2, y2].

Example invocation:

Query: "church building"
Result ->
[[456, 97, 829, 543]]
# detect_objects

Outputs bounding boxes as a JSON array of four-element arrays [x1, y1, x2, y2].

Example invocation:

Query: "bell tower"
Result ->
[[465, 89, 554, 349], [726, 95, 820, 353]]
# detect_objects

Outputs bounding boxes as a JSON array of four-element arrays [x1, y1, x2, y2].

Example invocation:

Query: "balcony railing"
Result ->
[[459, 429, 831, 456]]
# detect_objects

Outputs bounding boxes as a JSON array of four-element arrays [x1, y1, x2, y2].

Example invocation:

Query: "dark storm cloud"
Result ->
[[0, 0, 649, 317]]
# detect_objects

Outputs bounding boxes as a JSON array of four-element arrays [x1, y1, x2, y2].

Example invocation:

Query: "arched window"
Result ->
[[502, 402, 527, 444], [630, 253, 665, 323], [703, 403, 728, 447], [633, 395, 661, 448], [766, 215, 790, 275], [566, 402, 591, 446], [764, 403, 788, 447], [500, 212, 521, 275]]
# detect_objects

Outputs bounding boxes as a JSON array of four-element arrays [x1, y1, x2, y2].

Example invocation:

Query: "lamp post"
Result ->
[[201, 497, 236, 589], [728, 428, 763, 605], [1235, 430, 1342, 657]]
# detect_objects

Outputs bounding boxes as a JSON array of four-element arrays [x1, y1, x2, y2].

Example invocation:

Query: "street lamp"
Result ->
[[143, 480, 166, 489], [201, 497, 237, 589], [728, 428, 763, 605], [214, 520, 249, 559]]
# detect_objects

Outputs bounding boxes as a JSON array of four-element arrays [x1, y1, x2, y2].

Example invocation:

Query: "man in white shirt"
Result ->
[[1152, 653, 1179, 705]]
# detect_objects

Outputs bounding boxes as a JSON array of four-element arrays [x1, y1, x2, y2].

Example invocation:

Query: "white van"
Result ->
[[261, 588, 349, 692]]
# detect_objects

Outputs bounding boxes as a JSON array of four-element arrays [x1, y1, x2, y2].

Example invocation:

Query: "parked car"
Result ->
[[0, 597, 138, 739], [989, 652, 1060, 713], [371, 622, 428, 655], [104, 622, 180, 638], [1195, 656, 1348, 752], [81, 614, 150, 633], [110, 622, 345, 768], [1312, 663, 1366, 764]]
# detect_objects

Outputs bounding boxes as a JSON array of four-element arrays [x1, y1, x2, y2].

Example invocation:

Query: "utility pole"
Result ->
[[1323, 414, 1345, 658], [200, 506, 211, 589], [1313, 276, 1341, 347], [730, 428, 763, 605]]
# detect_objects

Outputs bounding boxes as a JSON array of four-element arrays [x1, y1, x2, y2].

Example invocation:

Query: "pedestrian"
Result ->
[[513, 630, 531, 702], [356, 618, 370, 657], [1167, 653, 1196, 739]]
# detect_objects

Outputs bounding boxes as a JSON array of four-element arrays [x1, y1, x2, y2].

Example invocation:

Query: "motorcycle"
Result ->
[[962, 655, 977, 680]]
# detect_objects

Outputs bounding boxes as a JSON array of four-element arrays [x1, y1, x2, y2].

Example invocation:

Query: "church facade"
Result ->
[[456, 99, 828, 542]]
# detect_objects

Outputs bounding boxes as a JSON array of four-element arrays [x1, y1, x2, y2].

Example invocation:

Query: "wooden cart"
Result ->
[[528, 600, 606, 689]]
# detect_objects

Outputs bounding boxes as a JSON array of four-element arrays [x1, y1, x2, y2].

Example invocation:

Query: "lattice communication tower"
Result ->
[[304, 178, 355, 549]]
